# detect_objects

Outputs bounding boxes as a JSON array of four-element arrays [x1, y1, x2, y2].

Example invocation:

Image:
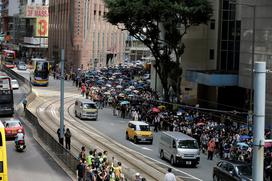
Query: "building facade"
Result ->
[[0, 0, 49, 57], [49, 0, 127, 71], [238, 0, 272, 126]]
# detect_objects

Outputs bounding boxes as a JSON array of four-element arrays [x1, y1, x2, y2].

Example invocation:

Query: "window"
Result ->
[[0, 132, 2, 146], [32, 0, 35, 3], [172, 140, 176, 148], [42, 0, 46, 5], [210, 19, 215, 30], [209, 49, 214, 60]]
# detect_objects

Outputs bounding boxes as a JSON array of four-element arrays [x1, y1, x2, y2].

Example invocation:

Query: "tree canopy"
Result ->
[[104, 0, 213, 101]]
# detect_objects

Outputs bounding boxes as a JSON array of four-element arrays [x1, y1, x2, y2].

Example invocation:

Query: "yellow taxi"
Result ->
[[126, 121, 153, 144]]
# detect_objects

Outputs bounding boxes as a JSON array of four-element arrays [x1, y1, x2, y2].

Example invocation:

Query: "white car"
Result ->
[[17, 63, 27, 70], [11, 79, 19, 89]]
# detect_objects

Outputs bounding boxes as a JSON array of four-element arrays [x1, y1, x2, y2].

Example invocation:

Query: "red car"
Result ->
[[3, 119, 24, 139]]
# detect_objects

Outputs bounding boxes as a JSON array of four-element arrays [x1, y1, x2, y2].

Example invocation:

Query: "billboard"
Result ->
[[35, 17, 49, 37], [25, 5, 49, 18]]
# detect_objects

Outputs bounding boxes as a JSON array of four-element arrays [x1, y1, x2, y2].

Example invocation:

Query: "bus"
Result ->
[[29, 58, 50, 86], [0, 121, 8, 181], [1, 50, 16, 69], [0, 75, 14, 116]]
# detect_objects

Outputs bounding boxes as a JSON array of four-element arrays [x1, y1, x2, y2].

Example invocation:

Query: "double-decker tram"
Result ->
[[29, 58, 50, 86], [0, 75, 14, 116]]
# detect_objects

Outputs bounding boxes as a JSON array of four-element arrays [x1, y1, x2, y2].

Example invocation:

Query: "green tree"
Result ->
[[104, 0, 213, 101]]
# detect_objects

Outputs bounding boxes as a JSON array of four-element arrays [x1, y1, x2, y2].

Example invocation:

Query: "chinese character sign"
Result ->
[[26, 6, 49, 18], [35, 17, 49, 37]]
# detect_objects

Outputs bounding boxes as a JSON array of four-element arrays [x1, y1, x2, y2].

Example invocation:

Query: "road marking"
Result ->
[[141, 147, 152, 151], [39, 107, 45, 112], [135, 152, 203, 181]]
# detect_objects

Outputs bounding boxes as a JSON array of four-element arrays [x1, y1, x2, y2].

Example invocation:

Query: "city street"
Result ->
[[14, 68, 219, 181], [2, 79, 71, 181]]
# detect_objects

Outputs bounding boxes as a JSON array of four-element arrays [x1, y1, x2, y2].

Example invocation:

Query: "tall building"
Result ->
[[17, 0, 49, 57], [238, 0, 272, 126], [49, 0, 127, 71], [0, 0, 49, 57]]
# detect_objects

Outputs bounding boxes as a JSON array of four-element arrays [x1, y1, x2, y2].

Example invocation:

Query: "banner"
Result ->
[[25, 5, 49, 18], [35, 17, 49, 37]]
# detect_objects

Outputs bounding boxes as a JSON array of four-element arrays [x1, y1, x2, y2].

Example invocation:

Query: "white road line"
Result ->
[[129, 142, 202, 180], [141, 147, 152, 151], [136, 152, 203, 181]]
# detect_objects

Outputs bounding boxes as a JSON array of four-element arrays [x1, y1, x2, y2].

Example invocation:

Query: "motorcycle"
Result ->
[[15, 140, 26, 152]]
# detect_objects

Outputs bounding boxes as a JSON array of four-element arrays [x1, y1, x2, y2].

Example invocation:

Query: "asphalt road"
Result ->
[[15, 68, 219, 181], [2, 76, 71, 181]]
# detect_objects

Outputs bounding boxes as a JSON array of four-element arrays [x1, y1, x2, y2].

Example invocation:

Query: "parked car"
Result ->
[[11, 79, 19, 89], [3, 119, 25, 139], [17, 62, 27, 70], [213, 160, 252, 181]]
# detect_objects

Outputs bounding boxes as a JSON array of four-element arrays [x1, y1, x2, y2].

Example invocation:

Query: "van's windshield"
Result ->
[[83, 103, 97, 109], [178, 140, 199, 149], [136, 125, 150, 131]]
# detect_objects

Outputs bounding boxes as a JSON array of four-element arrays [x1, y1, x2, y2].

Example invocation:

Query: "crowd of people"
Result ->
[[58, 63, 272, 180]]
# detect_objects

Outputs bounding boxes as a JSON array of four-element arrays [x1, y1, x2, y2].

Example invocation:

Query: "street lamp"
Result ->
[[230, 0, 256, 121]]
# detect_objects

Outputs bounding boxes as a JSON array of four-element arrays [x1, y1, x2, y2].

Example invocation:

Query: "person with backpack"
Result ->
[[64, 128, 71, 150]]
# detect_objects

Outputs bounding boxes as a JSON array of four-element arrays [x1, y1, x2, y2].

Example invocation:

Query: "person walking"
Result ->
[[76, 159, 85, 181], [64, 128, 71, 150], [207, 138, 216, 160], [164, 168, 176, 181], [81, 83, 86, 97]]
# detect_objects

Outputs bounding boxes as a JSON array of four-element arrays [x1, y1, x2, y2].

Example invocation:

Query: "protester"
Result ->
[[207, 138, 216, 160], [164, 168, 176, 181]]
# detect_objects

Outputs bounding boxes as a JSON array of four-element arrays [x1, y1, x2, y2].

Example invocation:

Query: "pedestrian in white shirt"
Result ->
[[164, 168, 176, 181]]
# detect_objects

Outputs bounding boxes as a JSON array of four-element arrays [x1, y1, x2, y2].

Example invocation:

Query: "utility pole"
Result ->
[[60, 49, 65, 142], [253, 61, 266, 181]]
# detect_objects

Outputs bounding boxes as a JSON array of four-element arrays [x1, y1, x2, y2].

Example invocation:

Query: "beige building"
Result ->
[[49, 0, 127, 71]]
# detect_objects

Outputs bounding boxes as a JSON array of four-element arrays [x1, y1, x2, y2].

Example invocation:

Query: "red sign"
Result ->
[[25, 6, 49, 18]]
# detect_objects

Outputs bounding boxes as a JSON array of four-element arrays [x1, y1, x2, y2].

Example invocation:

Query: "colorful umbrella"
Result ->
[[120, 100, 130, 105], [151, 107, 160, 113]]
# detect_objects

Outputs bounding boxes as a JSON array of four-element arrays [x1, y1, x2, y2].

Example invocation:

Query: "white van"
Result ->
[[74, 98, 98, 120], [159, 131, 200, 167]]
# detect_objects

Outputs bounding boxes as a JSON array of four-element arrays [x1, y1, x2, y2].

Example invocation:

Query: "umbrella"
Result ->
[[104, 92, 111, 95], [236, 142, 249, 150], [151, 107, 160, 113], [133, 90, 139, 94], [106, 84, 112, 87], [118, 93, 125, 97], [120, 100, 130, 105], [196, 122, 205, 126], [124, 88, 132, 92], [265, 141, 272, 148], [240, 135, 252, 141], [158, 105, 166, 110], [116, 85, 122, 89], [129, 86, 135, 89], [128, 94, 134, 97]]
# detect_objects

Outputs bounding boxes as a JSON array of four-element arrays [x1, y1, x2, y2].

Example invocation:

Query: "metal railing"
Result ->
[[25, 108, 78, 174]]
